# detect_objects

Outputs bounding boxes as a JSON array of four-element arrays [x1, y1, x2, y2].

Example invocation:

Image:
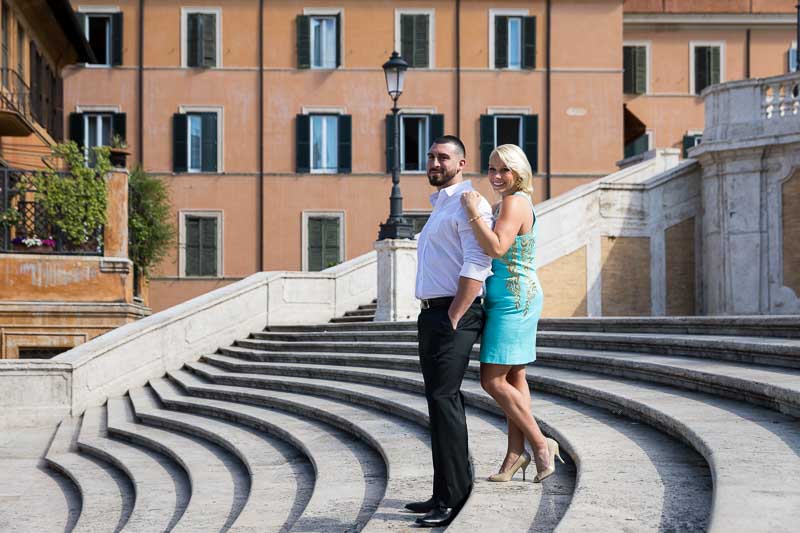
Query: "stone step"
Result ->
[[182, 360, 568, 532], [342, 309, 377, 317], [106, 395, 238, 532], [237, 333, 800, 370], [269, 316, 800, 338], [220, 344, 800, 417], [197, 353, 800, 532], [44, 416, 129, 533], [76, 405, 188, 532], [139, 381, 310, 531], [329, 315, 374, 323], [164, 369, 385, 532], [190, 357, 711, 532]]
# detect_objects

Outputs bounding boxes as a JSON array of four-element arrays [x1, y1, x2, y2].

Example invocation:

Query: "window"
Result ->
[[182, 8, 220, 68], [682, 133, 702, 158], [624, 132, 652, 159], [691, 42, 723, 95], [68, 110, 126, 164], [303, 213, 343, 272], [296, 113, 351, 174], [79, 10, 122, 66], [491, 11, 535, 70], [181, 212, 222, 277], [173, 109, 220, 172], [479, 113, 538, 173], [296, 13, 341, 69], [404, 212, 430, 235], [386, 113, 443, 173], [397, 11, 433, 68], [623, 43, 648, 95], [789, 43, 798, 73]]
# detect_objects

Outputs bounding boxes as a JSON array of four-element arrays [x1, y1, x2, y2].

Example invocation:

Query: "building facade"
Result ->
[[63, 0, 797, 313]]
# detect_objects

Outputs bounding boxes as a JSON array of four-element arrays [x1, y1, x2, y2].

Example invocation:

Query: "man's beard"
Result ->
[[427, 167, 457, 186]]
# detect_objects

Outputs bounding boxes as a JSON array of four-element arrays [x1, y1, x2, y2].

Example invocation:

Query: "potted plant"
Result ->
[[11, 235, 56, 253], [108, 134, 130, 168]]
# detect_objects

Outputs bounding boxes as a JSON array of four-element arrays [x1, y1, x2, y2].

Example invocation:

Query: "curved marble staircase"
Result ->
[[9, 313, 800, 532]]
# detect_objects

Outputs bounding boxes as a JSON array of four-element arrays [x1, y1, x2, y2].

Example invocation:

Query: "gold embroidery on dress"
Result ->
[[501, 232, 539, 316]]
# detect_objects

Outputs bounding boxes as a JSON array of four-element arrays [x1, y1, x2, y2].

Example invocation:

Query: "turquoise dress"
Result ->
[[480, 192, 543, 365]]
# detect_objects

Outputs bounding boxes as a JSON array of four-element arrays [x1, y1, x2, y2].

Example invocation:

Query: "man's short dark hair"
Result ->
[[432, 135, 466, 159]]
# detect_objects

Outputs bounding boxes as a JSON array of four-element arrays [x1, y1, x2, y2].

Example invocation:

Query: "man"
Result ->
[[406, 135, 493, 527]]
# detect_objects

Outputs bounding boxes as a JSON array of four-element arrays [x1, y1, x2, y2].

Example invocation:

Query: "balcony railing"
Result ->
[[0, 67, 31, 117], [0, 168, 104, 255], [0, 67, 63, 141]]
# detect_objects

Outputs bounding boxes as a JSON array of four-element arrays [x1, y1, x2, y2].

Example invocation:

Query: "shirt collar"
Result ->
[[429, 180, 472, 206]]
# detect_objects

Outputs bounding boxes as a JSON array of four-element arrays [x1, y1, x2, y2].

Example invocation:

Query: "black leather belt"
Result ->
[[420, 296, 482, 310]]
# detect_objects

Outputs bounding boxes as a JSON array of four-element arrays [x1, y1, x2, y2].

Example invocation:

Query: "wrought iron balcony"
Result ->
[[0, 167, 104, 255], [0, 68, 34, 136]]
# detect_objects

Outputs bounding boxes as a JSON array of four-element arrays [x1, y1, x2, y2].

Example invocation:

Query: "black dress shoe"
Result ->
[[404, 497, 436, 513], [415, 505, 455, 527]]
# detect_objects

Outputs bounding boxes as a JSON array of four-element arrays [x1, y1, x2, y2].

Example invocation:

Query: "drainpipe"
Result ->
[[545, 0, 551, 200], [137, 0, 144, 164], [456, 0, 461, 137], [258, 0, 264, 271], [745, 29, 751, 79]]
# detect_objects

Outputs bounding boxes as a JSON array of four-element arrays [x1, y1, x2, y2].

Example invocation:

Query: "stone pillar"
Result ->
[[103, 168, 129, 259], [374, 239, 419, 322]]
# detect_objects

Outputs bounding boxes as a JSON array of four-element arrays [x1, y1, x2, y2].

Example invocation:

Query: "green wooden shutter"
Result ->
[[414, 15, 429, 68], [76, 13, 86, 37], [682, 134, 702, 158], [111, 12, 123, 66], [634, 46, 647, 94], [69, 112, 84, 147], [623, 46, 634, 94], [709, 46, 721, 86], [694, 46, 708, 94], [428, 114, 444, 144], [479, 114, 494, 173], [385, 113, 395, 173], [111, 112, 126, 142], [335, 14, 342, 67], [337, 114, 352, 173], [296, 15, 310, 69], [173, 113, 188, 172], [308, 217, 322, 271], [322, 218, 340, 268], [201, 14, 216, 68], [185, 217, 200, 275], [201, 113, 217, 172], [187, 14, 199, 67], [296, 114, 310, 172], [494, 16, 508, 68], [200, 217, 218, 276], [522, 16, 536, 69], [400, 15, 414, 66], [522, 115, 538, 173]]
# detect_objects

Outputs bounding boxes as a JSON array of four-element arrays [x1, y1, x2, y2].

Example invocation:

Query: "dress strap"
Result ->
[[513, 191, 536, 224]]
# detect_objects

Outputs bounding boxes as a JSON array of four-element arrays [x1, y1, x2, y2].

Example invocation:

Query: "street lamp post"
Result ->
[[378, 52, 414, 240]]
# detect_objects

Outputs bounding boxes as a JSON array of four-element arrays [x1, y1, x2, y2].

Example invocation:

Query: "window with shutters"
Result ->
[[180, 211, 222, 278], [71, 109, 125, 165], [490, 10, 535, 70], [173, 107, 221, 173], [296, 11, 342, 69], [296, 110, 351, 174], [181, 8, 220, 68], [690, 42, 723, 95], [479, 112, 538, 173], [682, 133, 702, 158], [311, 114, 338, 173], [78, 8, 123, 66], [396, 10, 433, 68], [386, 112, 442, 173], [623, 43, 649, 95], [303, 212, 344, 272]]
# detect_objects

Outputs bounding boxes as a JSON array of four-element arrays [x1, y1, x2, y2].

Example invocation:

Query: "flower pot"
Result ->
[[109, 148, 130, 168], [12, 243, 54, 253]]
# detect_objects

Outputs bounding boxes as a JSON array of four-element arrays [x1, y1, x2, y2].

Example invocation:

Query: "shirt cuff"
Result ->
[[460, 262, 492, 282]]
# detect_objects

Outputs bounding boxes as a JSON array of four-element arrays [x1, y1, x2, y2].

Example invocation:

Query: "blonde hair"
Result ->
[[491, 144, 534, 199]]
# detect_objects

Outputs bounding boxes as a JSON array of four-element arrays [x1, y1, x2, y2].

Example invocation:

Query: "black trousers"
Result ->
[[417, 301, 484, 508]]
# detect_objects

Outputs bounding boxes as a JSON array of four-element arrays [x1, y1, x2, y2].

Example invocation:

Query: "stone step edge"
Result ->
[[216, 346, 800, 417]]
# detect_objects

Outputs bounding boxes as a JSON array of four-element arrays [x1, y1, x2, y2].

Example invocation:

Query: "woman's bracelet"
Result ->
[[468, 214, 481, 223]]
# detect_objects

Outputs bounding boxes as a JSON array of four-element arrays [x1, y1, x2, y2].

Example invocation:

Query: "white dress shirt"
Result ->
[[415, 180, 493, 299]]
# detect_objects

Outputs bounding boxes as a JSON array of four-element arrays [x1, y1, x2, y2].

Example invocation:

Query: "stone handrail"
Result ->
[[0, 251, 376, 429]]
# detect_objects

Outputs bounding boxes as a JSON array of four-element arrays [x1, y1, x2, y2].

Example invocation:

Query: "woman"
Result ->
[[461, 144, 563, 483]]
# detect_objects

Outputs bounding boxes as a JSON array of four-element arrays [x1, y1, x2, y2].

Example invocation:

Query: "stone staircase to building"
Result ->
[[20, 313, 798, 532]]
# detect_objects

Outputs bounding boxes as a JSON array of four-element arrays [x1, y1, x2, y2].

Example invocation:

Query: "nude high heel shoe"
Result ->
[[487, 451, 532, 482], [533, 438, 565, 483]]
